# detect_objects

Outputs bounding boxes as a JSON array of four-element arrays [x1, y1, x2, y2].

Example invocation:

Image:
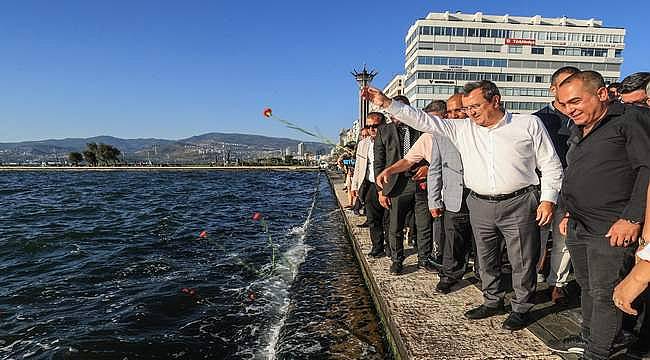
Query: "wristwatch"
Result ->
[[624, 218, 642, 225]]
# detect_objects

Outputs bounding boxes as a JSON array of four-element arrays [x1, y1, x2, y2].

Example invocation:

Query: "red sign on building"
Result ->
[[505, 38, 536, 45]]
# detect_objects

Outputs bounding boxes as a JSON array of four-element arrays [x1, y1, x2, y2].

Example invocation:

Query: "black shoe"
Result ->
[[357, 222, 369, 228], [389, 262, 403, 274], [436, 279, 458, 294], [546, 335, 587, 354], [418, 261, 439, 273], [501, 311, 530, 331], [464, 304, 506, 320]]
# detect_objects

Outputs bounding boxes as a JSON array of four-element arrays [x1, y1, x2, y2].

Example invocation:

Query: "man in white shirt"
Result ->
[[362, 80, 563, 331]]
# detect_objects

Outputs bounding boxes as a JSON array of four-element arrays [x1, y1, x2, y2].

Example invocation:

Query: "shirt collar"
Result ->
[[570, 102, 623, 139], [489, 112, 511, 129]]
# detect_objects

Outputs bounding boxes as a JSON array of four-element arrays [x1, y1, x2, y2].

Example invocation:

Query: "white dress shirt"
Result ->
[[386, 100, 563, 203], [638, 243, 650, 261], [367, 139, 375, 183]]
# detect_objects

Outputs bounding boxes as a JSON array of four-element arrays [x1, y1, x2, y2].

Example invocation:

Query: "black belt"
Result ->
[[470, 185, 538, 202]]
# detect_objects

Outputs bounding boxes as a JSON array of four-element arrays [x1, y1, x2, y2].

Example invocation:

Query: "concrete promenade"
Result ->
[[0, 165, 319, 171], [328, 171, 563, 360]]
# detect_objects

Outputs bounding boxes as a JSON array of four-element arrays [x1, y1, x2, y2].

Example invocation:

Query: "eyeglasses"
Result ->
[[366, 124, 381, 129], [464, 102, 489, 111]]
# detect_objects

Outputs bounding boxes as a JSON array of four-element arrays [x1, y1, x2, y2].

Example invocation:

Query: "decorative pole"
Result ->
[[351, 65, 377, 130]]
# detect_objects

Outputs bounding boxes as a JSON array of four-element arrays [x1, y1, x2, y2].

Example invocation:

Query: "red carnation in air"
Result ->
[[252, 212, 263, 221], [263, 108, 273, 118], [419, 182, 427, 191]]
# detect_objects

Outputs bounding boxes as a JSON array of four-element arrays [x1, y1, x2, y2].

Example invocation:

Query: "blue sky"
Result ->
[[0, 0, 646, 143]]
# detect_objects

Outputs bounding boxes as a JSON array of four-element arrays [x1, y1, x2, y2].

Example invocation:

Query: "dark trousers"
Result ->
[[566, 219, 636, 360], [388, 180, 432, 264], [364, 182, 385, 253], [440, 191, 474, 282], [466, 190, 540, 313]]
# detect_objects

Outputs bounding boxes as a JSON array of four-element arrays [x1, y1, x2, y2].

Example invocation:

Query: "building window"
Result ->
[[594, 49, 608, 57], [448, 57, 463, 66], [463, 58, 478, 66], [531, 47, 545, 55], [509, 46, 523, 54], [615, 49, 623, 57]]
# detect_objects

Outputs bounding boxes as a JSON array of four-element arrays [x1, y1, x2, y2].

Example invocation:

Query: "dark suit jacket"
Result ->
[[534, 103, 572, 168], [373, 122, 422, 196]]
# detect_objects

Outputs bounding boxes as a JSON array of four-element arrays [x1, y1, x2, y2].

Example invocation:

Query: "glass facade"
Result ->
[[407, 25, 625, 47]]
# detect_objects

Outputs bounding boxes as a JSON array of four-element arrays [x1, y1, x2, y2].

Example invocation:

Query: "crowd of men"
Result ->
[[345, 68, 650, 359]]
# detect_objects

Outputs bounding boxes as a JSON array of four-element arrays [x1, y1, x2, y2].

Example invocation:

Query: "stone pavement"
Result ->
[[328, 171, 564, 360]]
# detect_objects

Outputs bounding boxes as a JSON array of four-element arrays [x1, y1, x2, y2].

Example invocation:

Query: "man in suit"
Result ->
[[374, 96, 433, 274], [353, 112, 389, 257], [427, 94, 475, 293]]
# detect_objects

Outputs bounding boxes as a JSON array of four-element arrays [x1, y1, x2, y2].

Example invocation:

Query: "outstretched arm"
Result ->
[[361, 86, 457, 139]]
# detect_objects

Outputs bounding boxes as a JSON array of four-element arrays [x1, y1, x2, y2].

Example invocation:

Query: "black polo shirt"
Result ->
[[561, 103, 650, 234]]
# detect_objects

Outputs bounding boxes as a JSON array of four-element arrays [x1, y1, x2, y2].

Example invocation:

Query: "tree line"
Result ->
[[68, 143, 121, 166]]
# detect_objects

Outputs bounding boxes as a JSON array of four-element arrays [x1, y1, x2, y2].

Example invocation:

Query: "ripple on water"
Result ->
[[0, 171, 388, 359]]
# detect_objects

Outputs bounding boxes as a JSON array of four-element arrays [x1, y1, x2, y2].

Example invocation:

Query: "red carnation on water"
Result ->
[[248, 291, 256, 301], [419, 182, 427, 191], [199, 230, 208, 239], [252, 212, 263, 221], [262, 108, 273, 118], [181, 288, 197, 296]]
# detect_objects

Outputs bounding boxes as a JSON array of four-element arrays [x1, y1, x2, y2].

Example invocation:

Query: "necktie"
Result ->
[[400, 126, 411, 156]]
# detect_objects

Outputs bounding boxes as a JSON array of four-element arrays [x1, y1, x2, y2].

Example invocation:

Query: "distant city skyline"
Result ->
[[1, 1, 647, 143]]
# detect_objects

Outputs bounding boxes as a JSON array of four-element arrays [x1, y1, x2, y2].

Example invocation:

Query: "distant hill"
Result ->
[[0, 136, 176, 154], [0, 132, 333, 163], [181, 132, 331, 151]]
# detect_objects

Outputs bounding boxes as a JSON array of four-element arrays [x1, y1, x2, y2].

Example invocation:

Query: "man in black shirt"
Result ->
[[552, 71, 650, 360]]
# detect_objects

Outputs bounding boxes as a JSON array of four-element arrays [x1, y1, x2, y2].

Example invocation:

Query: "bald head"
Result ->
[[446, 93, 466, 119]]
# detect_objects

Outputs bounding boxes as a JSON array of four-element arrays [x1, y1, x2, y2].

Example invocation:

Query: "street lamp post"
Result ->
[[351, 66, 377, 130]]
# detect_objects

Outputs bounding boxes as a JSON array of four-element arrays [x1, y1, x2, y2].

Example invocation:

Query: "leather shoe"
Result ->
[[418, 261, 439, 273], [389, 262, 403, 274], [464, 304, 506, 320], [550, 286, 567, 305], [357, 222, 369, 228], [502, 311, 530, 331], [436, 279, 458, 294]]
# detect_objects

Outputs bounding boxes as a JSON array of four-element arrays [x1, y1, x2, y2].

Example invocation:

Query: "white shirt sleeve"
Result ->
[[386, 100, 457, 141], [638, 243, 650, 261], [530, 115, 563, 204]]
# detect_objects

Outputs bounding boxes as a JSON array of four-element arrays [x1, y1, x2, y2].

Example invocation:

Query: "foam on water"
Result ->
[[257, 174, 320, 359]]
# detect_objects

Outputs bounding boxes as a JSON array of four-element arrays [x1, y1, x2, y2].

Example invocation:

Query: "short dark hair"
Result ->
[[392, 95, 410, 105], [367, 112, 386, 124], [619, 72, 650, 94], [559, 71, 605, 92], [607, 82, 621, 90], [463, 80, 500, 102], [551, 66, 580, 86], [423, 100, 447, 114]]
